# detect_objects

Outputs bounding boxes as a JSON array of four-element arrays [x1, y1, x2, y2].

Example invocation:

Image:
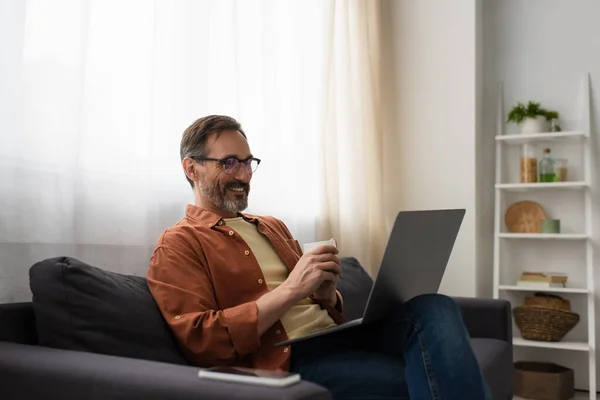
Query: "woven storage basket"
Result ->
[[514, 294, 579, 342], [524, 293, 571, 311]]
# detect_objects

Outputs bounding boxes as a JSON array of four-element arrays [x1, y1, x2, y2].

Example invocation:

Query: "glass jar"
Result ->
[[550, 119, 562, 132], [555, 158, 568, 182], [520, 144, 537, 183]]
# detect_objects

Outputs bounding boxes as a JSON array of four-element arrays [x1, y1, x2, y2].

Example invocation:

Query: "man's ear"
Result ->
[[182, 158, 198, 183]]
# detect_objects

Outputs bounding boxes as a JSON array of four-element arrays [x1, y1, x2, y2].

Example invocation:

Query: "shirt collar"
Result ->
[[185, 204, 260, 228]]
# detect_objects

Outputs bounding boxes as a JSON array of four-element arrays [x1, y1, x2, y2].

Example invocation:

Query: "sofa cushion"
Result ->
[[29, 257, 188, 365], [470, 338, 513, 400], [0, 302, 37, 345], [337, 257, 374, 321]]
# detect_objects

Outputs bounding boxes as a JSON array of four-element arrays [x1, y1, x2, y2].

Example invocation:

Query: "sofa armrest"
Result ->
[[0, 302, 37, 344], [452, 297, 512, 344], [0, 342, 330, 400]]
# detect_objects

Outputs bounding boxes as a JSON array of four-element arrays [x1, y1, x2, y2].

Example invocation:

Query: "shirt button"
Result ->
[[228, 231, 234, 236], [174, 315, 181, 320], [276, 329, 281, 334], [283, 348, 289, 353], [258, 279, 263, 284], [244, 250, 250, 256], [218, 221, 223, 226]]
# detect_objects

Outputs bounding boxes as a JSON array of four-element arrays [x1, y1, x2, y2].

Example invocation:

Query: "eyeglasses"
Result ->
[[191, 156, 261, 175]]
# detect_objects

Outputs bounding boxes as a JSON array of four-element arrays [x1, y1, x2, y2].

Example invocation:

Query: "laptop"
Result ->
[[275, 209, 465, 347]]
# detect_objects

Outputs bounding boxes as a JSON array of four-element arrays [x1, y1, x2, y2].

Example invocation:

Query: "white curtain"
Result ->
[[317, 0, 388, 274], [0, 0, 388, 302]]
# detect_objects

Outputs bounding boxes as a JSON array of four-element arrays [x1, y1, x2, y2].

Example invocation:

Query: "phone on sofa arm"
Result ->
[[197, 366, 301, 388]]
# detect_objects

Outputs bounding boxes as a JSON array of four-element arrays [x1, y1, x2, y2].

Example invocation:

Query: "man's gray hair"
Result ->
[[180, 115, 246, 187]]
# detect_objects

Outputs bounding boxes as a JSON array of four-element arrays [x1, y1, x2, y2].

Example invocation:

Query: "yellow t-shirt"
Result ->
[[224, 217, 337, 339]]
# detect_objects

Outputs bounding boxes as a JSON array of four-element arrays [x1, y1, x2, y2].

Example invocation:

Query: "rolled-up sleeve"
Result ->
[[147, 242, 260, 367], [222, 302, 260, 355]]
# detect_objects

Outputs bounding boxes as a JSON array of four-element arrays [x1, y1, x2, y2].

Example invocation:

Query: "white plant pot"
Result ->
[[521, 116, 549, 134]]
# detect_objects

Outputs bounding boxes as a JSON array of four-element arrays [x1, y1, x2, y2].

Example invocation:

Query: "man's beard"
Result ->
[[199, 180, 249, 214]]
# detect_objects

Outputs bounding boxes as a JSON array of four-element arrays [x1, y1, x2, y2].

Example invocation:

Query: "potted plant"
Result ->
[[507, 101, 560, 134]]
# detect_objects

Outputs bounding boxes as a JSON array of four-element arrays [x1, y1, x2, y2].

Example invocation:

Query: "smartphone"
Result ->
[[198, 366, 301, 388]]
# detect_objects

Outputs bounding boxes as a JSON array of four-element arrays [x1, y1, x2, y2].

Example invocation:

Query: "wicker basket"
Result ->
[[513, 306, 580, 342], [524, 293, 571, 311]]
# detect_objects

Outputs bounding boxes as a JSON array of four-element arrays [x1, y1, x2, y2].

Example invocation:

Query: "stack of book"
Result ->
[[516, 272, 568, 289]]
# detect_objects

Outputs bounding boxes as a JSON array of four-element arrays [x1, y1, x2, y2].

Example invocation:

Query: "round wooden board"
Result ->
[[505, 200, 547, 233]]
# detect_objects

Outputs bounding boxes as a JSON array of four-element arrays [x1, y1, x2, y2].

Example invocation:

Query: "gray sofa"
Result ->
[[0, 257, 513, 399]]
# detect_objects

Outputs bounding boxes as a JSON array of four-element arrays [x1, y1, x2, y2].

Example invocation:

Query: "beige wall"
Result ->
[[383, 0, 482, 297]]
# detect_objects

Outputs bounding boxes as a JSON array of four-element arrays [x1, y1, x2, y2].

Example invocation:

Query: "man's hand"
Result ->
[[282, 244, 341, 304], [312, 278, 338, 308]]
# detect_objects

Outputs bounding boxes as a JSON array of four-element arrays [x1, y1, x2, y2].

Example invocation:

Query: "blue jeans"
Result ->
[[290, 294, 492, 400]]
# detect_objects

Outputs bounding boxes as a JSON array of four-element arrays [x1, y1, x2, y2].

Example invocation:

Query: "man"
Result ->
[[147, 115, 491, 399]]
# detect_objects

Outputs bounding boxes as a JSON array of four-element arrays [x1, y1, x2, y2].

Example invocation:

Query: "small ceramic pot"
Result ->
[[541, 219, 561, 234], [521, 116, 549, 134]]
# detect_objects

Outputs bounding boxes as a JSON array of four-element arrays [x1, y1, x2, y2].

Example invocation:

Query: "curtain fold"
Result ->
[[317, 0, 388, 275]]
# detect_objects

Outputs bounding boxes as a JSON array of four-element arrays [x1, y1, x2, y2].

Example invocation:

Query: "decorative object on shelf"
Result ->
[[513, 293, 580, 342], [541, 219, 561, 234], [505, 200, 547, 233], [520, 144, 537, 183], [539, 148, 556, 182], [555, 158, 568, 182], [524, 293, 571, 310], [550, 118, 562, 132], [507, 101, 560, 134], [517, 271, 567, 289], [514, 361, 574, 400]]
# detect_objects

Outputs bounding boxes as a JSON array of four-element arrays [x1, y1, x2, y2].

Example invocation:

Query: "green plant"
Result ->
[[507, 101, 560, 124]]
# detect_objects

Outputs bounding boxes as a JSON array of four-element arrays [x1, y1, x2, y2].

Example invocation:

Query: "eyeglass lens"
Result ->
[[222, 158, 259, 174]]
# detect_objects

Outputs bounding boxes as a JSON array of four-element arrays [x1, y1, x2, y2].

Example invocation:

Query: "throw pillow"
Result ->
[[29, 257, 188, 365], [337, 257, 374, 321]]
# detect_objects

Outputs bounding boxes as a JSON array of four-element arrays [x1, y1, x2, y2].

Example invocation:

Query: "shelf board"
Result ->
[[496, 130, 587, 145], [499, 233, 589, 240], [498, 285, 589, 294], [513, 337, 590, 351], [496, 182, 588, 191], [515, 391, 590, 400]]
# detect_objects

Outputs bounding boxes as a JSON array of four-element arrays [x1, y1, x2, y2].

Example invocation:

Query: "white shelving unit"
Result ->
[[492, 73, 596, 398], [498, 285, 589, 294], [495, 130, 588, 146], [513, 337, 591, 352], [498, 233, 589, 240], [496, 181, 589, 191]]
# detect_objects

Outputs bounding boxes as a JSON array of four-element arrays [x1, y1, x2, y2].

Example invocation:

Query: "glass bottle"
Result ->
[[539, 148, 556, 182]]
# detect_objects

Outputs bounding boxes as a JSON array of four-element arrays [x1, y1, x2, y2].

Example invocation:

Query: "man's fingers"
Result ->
[[309, 244, 338, 255], [315, 253, 340, 264], [320, 271, 336, 282], [317, 261, 341, 276], [318, 279, 336, 288]]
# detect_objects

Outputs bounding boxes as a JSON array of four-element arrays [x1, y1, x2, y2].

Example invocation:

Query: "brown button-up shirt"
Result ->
[[147, 204, 346, 371]]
